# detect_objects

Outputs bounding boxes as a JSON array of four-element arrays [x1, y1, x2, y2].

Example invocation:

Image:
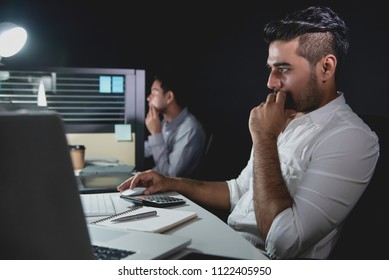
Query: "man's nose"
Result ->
[[267, 72, 281, 90]]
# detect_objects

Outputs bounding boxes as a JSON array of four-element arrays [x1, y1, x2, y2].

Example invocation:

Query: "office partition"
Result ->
[[0, 66, 145, 170]]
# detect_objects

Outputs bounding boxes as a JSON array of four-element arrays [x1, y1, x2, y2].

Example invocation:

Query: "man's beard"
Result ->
[[290, 72, 323, 113]]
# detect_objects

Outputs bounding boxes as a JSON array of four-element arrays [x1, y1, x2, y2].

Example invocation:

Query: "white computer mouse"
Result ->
[[120, 187, 145, 197]]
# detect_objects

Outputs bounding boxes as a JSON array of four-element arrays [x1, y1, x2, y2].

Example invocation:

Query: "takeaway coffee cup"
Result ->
[[69, 145, 86, 170]]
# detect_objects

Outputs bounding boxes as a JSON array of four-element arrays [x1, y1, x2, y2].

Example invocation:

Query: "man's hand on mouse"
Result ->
[[117, 170, 171, 195]]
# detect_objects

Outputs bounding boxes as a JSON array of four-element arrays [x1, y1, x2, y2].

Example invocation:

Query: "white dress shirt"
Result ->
[[227, 93, 379, 259], [145, 107, 206, 177]]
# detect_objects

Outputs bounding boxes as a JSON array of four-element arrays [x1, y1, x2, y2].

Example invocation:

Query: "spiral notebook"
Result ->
[[91, 205, 197, 233]]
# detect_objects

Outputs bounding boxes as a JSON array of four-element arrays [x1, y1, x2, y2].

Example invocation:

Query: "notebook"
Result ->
[[80, 188, 147, 217], [0, 110, 191, 259], [91, 205, 198, 233], [80, 193, 117, 216]]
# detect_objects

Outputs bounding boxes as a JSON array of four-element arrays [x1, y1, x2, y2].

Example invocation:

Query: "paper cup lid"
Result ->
[[68, 145, 86, 150]]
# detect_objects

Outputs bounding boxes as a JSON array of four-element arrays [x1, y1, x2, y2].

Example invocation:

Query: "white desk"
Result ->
[[85, 192, 269, 260]]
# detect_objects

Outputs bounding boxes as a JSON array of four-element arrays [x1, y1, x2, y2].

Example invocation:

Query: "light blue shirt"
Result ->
[[144, 107, 206, 177], [227, 93, 379, 259]]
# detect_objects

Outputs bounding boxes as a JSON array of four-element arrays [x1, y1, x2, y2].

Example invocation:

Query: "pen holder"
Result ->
[[69, 145, 86, 170]]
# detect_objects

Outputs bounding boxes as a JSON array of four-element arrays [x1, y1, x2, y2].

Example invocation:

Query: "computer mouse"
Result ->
[[120, 187, 145, 197]]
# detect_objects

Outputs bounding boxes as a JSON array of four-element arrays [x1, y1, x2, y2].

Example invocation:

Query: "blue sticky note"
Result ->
[[115, 124, 132, 141]]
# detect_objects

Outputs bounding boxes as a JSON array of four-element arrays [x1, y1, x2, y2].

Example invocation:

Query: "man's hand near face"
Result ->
[[146, 105, 162, 134]]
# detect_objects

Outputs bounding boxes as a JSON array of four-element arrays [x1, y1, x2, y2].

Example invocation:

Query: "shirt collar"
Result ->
[[165, 107, 189, 129], [299, 92, 346, 126]]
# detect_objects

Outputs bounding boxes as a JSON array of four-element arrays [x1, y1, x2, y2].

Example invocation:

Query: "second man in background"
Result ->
[[144, 71, 206, 178]]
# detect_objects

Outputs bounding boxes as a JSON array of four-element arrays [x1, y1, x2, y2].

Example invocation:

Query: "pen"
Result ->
[[111, 210, 157, 223]]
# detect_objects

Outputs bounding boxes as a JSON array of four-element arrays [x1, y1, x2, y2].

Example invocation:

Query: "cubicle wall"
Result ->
[[66, 132, 136, 166], [0, 66, 145, 169]]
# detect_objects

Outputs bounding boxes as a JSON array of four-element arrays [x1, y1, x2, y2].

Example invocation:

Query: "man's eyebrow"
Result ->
[[267, 62, 291, 68]]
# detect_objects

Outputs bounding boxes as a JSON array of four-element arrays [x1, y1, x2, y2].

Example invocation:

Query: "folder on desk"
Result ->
[[91, 205, 197, 233], [80, 165, 134, 175]]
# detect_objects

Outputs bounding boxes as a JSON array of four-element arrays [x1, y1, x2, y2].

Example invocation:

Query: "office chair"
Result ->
[[191, 132, 230, 223], [192, 132, 213, 180]]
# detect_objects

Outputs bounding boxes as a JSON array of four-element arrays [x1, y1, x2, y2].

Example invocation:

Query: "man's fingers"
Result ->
[[266, 92, 277, 102], [275, 91, 286, 104]]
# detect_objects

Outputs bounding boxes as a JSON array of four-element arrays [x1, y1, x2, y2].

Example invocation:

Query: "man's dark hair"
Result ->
[[153, 70, 188, 108], [263, 6, 349, 70]]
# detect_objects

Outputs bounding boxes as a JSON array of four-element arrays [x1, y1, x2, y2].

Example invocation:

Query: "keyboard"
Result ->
[[92, 245, 135, 260], [80, 193, 116, 216]]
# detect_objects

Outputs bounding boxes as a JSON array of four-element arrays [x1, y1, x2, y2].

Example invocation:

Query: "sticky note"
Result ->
[[115, 124, 132, 141]]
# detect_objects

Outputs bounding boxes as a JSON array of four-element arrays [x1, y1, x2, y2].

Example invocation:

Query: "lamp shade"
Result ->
[[0, 22, 27, 58]]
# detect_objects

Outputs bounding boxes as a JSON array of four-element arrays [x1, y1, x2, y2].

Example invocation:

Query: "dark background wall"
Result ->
[[1, 1, 387, 179]]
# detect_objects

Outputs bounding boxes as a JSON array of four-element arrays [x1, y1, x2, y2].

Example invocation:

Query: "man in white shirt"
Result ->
[[144, 72, 206, 177], [119, 6, 379, 259]]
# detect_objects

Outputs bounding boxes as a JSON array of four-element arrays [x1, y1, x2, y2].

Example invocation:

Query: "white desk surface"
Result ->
[[85, 192, 269, 260]]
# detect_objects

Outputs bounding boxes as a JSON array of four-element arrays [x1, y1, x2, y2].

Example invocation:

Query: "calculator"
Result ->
[[120, 194, 186, 208]]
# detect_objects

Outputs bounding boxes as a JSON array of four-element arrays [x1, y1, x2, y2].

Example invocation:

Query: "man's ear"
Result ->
[[320, 54, 337, 82], [166, 90, 174, 104]]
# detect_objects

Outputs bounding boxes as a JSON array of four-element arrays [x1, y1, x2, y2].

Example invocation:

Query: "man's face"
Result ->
[[146, 80, 168, 113], [266, 39, 323, 113]]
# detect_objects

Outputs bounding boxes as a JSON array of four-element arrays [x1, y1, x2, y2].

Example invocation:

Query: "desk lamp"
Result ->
[[0, 22, 27, 64]]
